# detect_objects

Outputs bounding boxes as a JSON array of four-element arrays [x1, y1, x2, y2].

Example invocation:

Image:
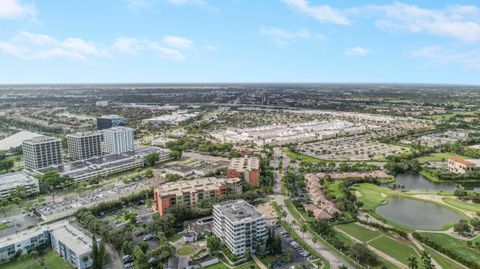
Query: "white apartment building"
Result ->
[[0, 171, 39, 200], [67, 131, 103, 161], [22, 136, 63, 170], [0, 225, 50, 263], [213, 200, 267, 256], [103, 126, 134, 154]]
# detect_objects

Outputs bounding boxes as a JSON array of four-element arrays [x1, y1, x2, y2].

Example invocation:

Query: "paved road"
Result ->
[[271, 148, 353, 269]]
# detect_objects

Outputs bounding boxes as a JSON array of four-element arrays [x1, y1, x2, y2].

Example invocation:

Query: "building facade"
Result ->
[[50, 222, 95, 269], [0, 171, 39, 200], [212, 200, 267, 256], [23, 136, 63, 170], [153, 177, 242, 216], [103, 126, 134, 154], [0, 226, 50, 263], [226, 157, 261, 187], [96, 115, 125, 130], [67, 131, 103, 161], [448, 157, 480, 174]]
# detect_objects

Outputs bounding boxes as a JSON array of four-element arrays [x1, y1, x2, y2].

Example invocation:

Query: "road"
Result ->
[[271, 148, 353, 269]]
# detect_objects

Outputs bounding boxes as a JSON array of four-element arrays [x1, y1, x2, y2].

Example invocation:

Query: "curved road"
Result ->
[[271, 148, 353, 269]]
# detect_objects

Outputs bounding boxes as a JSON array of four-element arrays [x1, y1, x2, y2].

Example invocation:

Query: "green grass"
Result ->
[[1, 250, 73, 269], [336, 223, 381, 242], [417, 152, 468, 163], [369, 235, 419, 266], [419, 232, 480, 265], [352, 184, 391, 211], [284, 149, 326, 163], [424, 245, 464, 269], [443, 198, 480, 212], [205, 261, 259, 269], [325, 181, 342, 199], [177, 245, 195, 256], [284, 199, 304, 222]]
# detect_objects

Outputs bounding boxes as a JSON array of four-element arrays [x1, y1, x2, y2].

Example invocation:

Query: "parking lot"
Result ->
[[271, 224, 310, 269]]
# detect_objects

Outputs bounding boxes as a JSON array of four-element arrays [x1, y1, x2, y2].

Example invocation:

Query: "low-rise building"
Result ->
[[153, 177, 242, 216], [34, 147, 171, 181], [212, 200, 267, 256], [448, 157, 480, 174], [0, 225, 50, 263], [50, 222, 96, 269], [226, 157, 260, 187], [304, 174, 340, 220], [0, 171, 39, 200]]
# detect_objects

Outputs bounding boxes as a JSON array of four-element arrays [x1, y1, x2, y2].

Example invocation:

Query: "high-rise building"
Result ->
[[23, 136, 63, 170], [103, 126, 134, 154], [226, 157, 261, 187], [67, 131, 103, 161], [153, 177, 242, 216], [213, 200, 267, 256], [96, 115, 125, 130]]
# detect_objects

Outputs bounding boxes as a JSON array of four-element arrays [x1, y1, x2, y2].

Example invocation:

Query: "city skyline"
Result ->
[[0, 0, 479, 84]]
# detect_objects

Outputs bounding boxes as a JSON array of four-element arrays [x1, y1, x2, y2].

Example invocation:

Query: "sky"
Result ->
[[0, 0, 480, 84]]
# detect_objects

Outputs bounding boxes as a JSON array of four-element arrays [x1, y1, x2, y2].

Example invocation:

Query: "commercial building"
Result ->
[[103, 126, 135, 154], [153, 177, 242, 216], [23, 136, 63, 170], [142, 111, 199, 125], [448, 157, 480, 174], [35, 147, 170, 182], [67, 131, 103, 161], [0, 221, 95, 269], [50, 222, 96, 269], [226, 157, 260, 187], [0, 171, 39, 200], [212, 200, 267, 256], [96, 115, 125, 130]]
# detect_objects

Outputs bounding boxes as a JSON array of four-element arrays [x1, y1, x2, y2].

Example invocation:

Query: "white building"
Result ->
[[103, 126, 134, 154], [23, 136, 63, 170], [67, 131, 103, 161], [50, 222, 96, 269], [0, 171, 39, 200], [0, 225, 50, 263], [213, 200, 267, 256]]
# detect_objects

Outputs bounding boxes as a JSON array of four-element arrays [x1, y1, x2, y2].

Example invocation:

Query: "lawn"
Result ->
[[1, 250, 73, 269], [352, 184, 391, 211], [417, 153, 468, 163], [205, 261, 259, 269], [443, 198, 480, 212], [336, 223, 381, 242], [177, 245, 195, 256], [419, 232, 480, 266], [424, 246, 464, 269], [284, 149, 326, 163], [369, 235, 419, 266]]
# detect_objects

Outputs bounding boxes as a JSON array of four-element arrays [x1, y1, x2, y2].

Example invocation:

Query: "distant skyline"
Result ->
[[0, 0, 479, 85]]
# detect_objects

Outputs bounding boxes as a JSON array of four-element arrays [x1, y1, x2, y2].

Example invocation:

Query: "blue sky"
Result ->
[[0, 0, 479, 84]]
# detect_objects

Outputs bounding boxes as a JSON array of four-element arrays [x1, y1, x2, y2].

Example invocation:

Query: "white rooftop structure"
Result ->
[[0, 131, 42, 151]]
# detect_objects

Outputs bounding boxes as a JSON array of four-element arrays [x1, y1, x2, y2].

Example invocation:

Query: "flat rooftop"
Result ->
[[156, 177, 240, 197], [50, 222, 93, 255], [67, 131, 102, 138], [228, 157, 259, 172], [0, 171, 38, 191], [23, 136, 61, 144], [98, 115, 124, 119], [214, 200, 264, 223]]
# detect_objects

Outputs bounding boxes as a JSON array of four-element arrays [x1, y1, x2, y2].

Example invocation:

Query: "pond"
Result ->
[[376, 197, 463, 230], [392, 174, 480, 192]]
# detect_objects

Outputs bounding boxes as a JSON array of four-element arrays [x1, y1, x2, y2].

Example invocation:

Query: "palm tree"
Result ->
[[407, 255, 418, 269], [312, 236, 317, 246], [300, 224, 308, 239], [421, 251, 434, 269]]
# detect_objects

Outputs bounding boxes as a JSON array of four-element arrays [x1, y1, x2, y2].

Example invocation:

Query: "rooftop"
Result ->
[[156, 177, 241, 197], [449, 156, 476, 166], [103, 126, 134, 132], [67, 131, 102, 138], [214, 200, 264, 223], [23, 136, 61, 144], [228, 157, 259, 172], [0, 171, 38, 191], [98, 115, 124, 120], [50, 222, 93, 255]]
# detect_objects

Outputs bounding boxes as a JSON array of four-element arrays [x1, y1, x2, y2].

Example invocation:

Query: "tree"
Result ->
[[453, 219, 471, 235], [144, 168, 153, 178], [407, 255, 418, 269], [169, 150, 182, 160], [300, 224, 308, 239], [145, 152, 159, 167], [97, 239, 105, 269], [0, 159, 14, 172], [91, 236, 99, 269], [206, 234, 221, 253], [421, 251, 434, 269]]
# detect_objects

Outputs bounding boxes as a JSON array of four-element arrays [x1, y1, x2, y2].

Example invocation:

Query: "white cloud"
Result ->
[[162, 35, 193, 50], [167, 0, 204, 6], [344, 47, 370, 56], [409, 45, 480, 70], [125, 0, 154, 11], [282, 0, 349, 25], [260, 27, 323, 46], [149, 43, 186, 61], [0, 0, 36, 20], [0, 32, 101, 61], [368, 3, 480, 43], [205, 45, 217, 51], [111, 37, 144, 55]]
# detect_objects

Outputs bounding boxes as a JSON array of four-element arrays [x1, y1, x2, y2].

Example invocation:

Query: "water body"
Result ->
[[376, 197, 463, 230], [393, 174, 480, 192]]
